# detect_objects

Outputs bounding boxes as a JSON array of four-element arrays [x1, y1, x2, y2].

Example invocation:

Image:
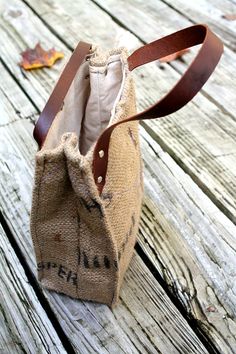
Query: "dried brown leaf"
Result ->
[[20, 43, 64, 70]]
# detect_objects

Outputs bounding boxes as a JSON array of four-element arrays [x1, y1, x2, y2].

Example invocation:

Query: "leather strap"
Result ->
[[33, 25, 223, 195], [33, 41, 92, 146], [92, 24, 223, 194]]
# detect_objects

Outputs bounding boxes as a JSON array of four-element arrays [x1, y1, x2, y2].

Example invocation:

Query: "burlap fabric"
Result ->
[[30, 47, 144, 308], [30, 25, 223, 308]]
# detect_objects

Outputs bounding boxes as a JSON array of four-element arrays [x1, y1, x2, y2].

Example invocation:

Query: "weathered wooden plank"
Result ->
[[163, 0, 236, 50], [140, 128, 236, 353], [0, 223, 66, 353], [12, 0, 235, 225], [0, 66, 210, 354], [18, 0, 236, 221], [0, 0, 235, 352], [0, 56, 231, 354], [93, 0, 236, 117], [0, 126, 209, 353], [1, 0, 235, 226], [2, 0, 236, 224], [0, 4, 71, 112], [84, 0, 236, 223]]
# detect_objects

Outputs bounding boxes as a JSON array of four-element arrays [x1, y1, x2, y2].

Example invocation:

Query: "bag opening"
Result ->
[[42, 52, 125, 155]]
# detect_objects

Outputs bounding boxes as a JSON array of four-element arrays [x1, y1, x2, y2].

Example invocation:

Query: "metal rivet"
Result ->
[[98, 150, 104, 158], [97, 176, 103, 183]]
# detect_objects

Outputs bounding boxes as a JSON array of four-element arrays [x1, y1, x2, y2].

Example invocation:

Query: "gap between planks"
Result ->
[[0, 0, 235, 352], [19, 0, 236, 226], [86, 0, 236, 224], [0, 56, 216, 352], [0, 69, 225, 353], [0, 212, 77, 354]]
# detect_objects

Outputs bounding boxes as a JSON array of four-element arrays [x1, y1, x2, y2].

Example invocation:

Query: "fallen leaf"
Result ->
[[222, 13, 236, 21], [159, 48, 189, 63], [20, 42, 64, 70]]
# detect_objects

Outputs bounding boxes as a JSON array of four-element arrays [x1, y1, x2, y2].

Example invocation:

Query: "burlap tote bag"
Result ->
[[30, 24, 223, 308]]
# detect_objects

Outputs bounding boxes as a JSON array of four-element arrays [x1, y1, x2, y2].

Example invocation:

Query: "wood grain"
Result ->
[[163, 0, 236, 51], [0, 224, 66, 353], [0, 0, 235, 352], [140, 127, 236, 353], [94, 0, 236, 117], [18, 0, 236, 224], [0, 59, 209, 354]]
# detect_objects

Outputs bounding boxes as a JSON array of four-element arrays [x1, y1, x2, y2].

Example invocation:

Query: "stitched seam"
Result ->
[[96, 72, 102, 138], [89, 58, 121, 72], [34, 158, 45, 281], [75, 198, 81, 298]]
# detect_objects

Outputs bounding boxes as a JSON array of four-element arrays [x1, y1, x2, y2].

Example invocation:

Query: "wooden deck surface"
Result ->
[[0, 0, 236, 353]]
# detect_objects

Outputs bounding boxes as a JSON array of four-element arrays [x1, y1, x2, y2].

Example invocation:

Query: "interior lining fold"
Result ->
[[42, 52, 124, 155]]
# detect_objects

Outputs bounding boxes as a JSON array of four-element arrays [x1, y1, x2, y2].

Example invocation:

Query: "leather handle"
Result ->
[[33, 41, 92, 147], [92, 24, 223, 194]]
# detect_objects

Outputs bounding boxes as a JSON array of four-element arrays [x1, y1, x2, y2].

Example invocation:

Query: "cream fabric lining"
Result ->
[[43, 53, 124, 155]]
